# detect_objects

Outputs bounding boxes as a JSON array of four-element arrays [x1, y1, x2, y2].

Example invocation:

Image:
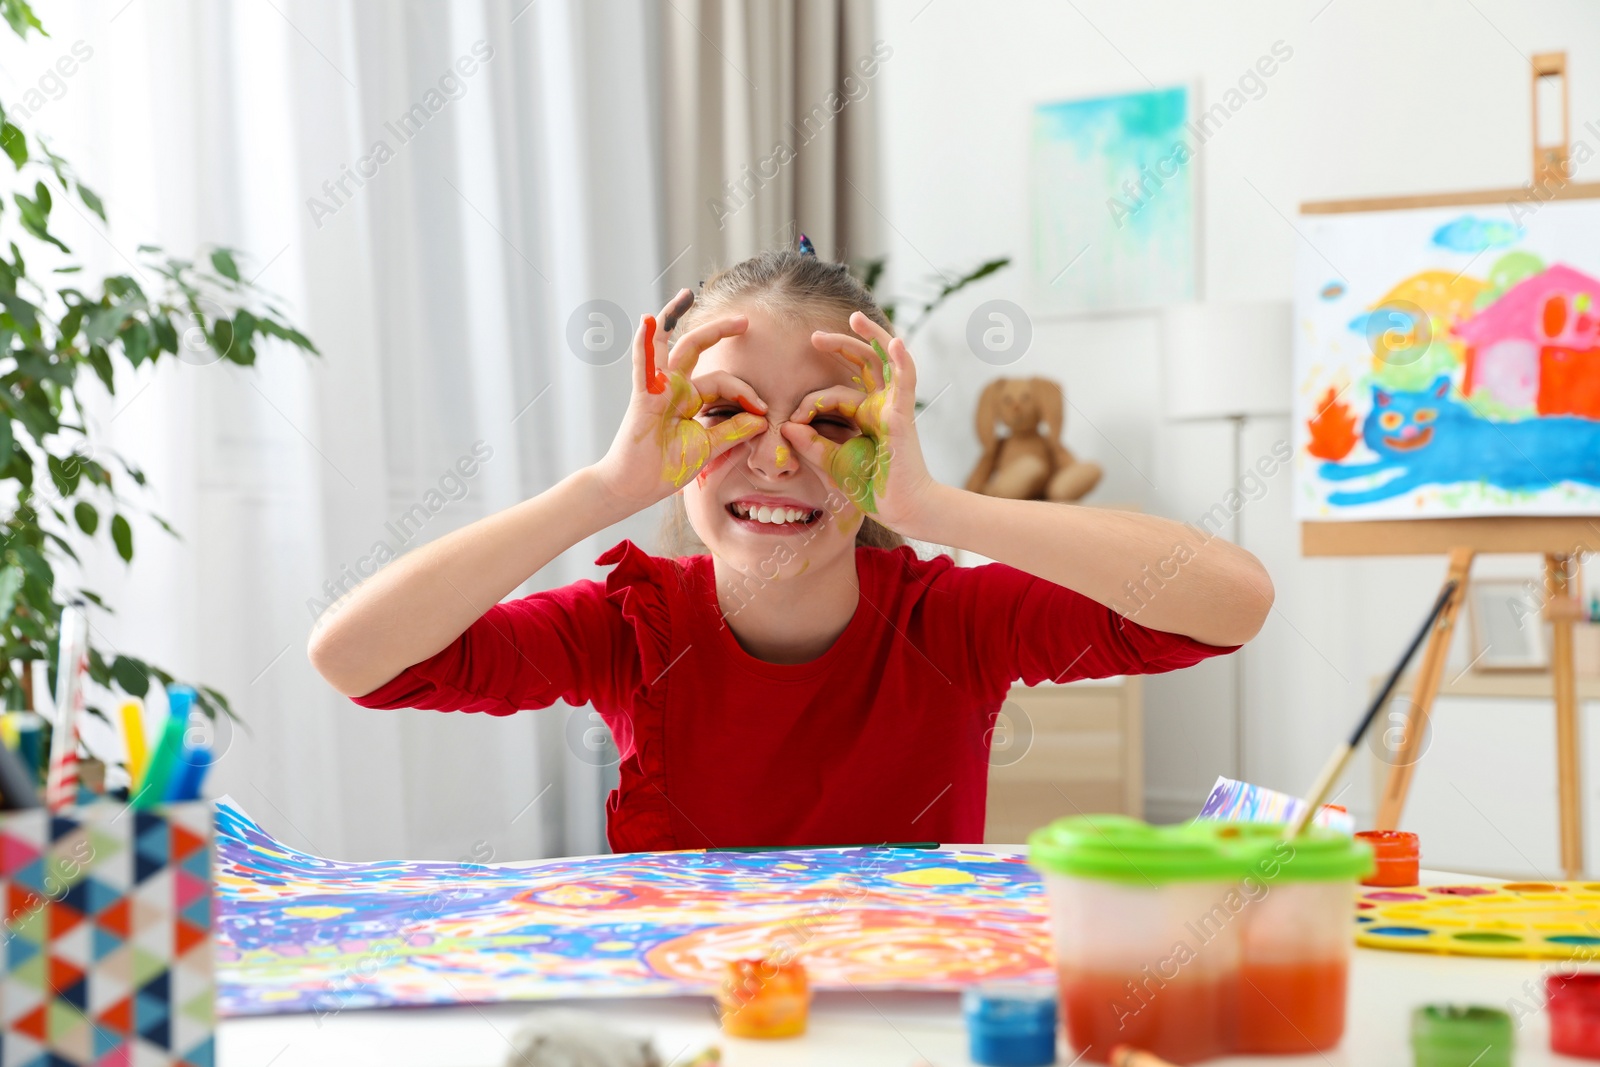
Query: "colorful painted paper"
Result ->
[[214, 798, 1052, 1017], [1197, 776, 1354, 833], [1294, 200, 1600, 518], [1031, 85, 1196, 313], [0, 800, 214, 1066]]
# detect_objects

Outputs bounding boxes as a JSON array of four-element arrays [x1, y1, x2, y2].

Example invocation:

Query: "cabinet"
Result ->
[[983, 676, 1143, 843]]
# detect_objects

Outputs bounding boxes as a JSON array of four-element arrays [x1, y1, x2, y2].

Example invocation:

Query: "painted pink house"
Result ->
[[1455, 264, 1600, 418]]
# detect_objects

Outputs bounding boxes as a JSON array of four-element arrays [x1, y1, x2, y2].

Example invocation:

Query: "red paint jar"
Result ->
[[1354, 831, 1419, 887], [1548, 973, 1600, 1059]]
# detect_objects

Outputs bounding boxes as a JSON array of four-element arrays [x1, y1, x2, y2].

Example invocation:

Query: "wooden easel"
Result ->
[[1301, 53, 1597, 879], [1303, 524, 1592, 877]]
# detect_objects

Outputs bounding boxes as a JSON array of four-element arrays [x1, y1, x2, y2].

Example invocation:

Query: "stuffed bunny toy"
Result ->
[[965, 377, 1102, 502]]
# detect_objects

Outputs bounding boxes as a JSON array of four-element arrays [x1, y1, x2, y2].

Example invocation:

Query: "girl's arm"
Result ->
[[780, 313, 1273, 649], [903, 486, 1274, 648], [307, 466, 637, 698], [308, 293, 768, 699]]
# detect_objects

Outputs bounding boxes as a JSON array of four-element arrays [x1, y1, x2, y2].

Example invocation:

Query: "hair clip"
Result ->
[[797, 233, 816, 257]]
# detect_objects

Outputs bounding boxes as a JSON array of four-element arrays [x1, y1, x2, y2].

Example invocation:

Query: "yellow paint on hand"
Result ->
[[284, 905, 354, 920], [886, 867, 976, 886]]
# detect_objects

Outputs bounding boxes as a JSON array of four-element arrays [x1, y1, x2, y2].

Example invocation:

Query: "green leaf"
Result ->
[[0, 122, 24, 168], [86, 344, 114, 392], [119, 320, 150, 369], [86, 304, 130, 345], [209, 248, 240, 281], [149, 313, 177, 353], [0, 564, 22, 617], [46, 454, 80, 495], [110, 655, 149, 697], [76, 182, 105, 222], [0, 417, 12, 469], [0, 0, 46, 40], [72, 501, 96, 535], [0, 291, 38, 331], [211, 317, 233, 361], [12, 543, 52, 589], [43, 530, 78, 562], [110, 513, 132, 562]]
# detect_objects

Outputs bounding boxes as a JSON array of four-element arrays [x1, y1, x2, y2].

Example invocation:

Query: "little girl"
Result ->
[[308, 247, 1273, 852]]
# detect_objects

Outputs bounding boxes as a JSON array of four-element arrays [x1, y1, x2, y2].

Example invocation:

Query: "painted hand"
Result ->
[[779, 312, 938, 535], [593, 290, 768, 513]]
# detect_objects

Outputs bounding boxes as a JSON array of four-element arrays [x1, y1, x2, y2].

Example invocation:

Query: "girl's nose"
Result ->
[[747, 420, 798, 477]]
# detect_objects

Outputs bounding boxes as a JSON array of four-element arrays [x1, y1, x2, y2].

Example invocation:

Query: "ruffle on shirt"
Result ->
[[593, 538, 684, 851], [595, 538, 678, 691]]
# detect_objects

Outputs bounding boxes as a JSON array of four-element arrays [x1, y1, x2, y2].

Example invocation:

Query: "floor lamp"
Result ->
[[1159, 301, 1292, 783]]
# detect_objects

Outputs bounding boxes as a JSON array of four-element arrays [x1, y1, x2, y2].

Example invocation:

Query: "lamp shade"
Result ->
[[1160, 301, 1292, 421]]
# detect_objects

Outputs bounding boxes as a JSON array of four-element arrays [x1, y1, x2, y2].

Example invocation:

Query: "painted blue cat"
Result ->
[[1319, 375, 1600, 506]]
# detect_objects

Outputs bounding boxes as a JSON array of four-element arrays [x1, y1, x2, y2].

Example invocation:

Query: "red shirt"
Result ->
[[352, 539, 1235, 852]]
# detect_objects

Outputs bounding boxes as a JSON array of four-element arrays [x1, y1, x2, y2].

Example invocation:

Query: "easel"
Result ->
[[1301, 53, 1599, 879]]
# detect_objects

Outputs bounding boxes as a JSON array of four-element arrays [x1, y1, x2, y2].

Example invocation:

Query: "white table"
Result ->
[[216, 868, 1585, 1066]]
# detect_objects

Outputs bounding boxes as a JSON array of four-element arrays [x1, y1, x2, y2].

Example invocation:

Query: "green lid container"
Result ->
[[1219, 821, 1375, 884], [1027, 816, 1373, 886], [1411, 1005, 1513, 1067]]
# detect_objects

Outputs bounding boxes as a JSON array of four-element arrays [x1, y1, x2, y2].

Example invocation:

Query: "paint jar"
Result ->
[[1548, 972, 1600, 1059], [1356, 830, 1420, 886], [1029, 816, 1247, 1064], [962, 983, 1058, 1066], [1229, 824, 1374, 1053], [1411, 1005, 1513, 1067], [715, 957, 808, 1038]]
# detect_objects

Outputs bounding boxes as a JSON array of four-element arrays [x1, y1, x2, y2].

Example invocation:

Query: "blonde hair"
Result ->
[[655, 248, 905, 558]]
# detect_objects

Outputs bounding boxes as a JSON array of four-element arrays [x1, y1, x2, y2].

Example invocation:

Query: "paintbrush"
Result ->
[[1284, 580, 1460, 838]]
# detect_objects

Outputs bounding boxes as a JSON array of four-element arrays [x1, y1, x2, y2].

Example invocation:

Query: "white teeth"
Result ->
[[730, 502, 815, 525]]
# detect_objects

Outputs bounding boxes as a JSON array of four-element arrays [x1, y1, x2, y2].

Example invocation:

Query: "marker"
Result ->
[[119, 700, 149, 788], [0, 736, 40, 810], [642, 315, 667, 394], [13, 712, 43, 788], [135, 685, 194, 810], [167, 747, 212, 802]]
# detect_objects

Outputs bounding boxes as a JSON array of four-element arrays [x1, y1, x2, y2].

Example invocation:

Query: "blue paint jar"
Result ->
[[962, 984, 1057, 1066]]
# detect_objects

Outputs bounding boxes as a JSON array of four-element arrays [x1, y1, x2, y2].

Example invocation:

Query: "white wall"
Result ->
[[873, 0, 1600, 828]]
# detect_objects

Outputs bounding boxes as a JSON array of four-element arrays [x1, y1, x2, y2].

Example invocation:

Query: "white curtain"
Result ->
[[659, 0, 884, 286], [2, 0, 667, 860]]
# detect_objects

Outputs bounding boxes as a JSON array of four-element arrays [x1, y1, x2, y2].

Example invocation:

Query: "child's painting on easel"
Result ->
[[1294, 200, 1600, 519]]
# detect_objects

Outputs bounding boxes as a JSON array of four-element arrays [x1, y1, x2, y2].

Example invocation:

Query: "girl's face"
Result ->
[[681, 304, 866, 574]]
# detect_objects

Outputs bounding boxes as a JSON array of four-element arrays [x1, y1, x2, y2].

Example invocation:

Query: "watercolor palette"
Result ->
[[212, 798, 1053, 1017], [1355, 881, 1600, 960]]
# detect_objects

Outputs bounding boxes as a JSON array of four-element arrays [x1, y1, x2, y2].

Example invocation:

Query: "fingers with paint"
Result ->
[[641, 315, 668, 394], [779, 313, 926, 524], [655, 376, 765, 489]]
